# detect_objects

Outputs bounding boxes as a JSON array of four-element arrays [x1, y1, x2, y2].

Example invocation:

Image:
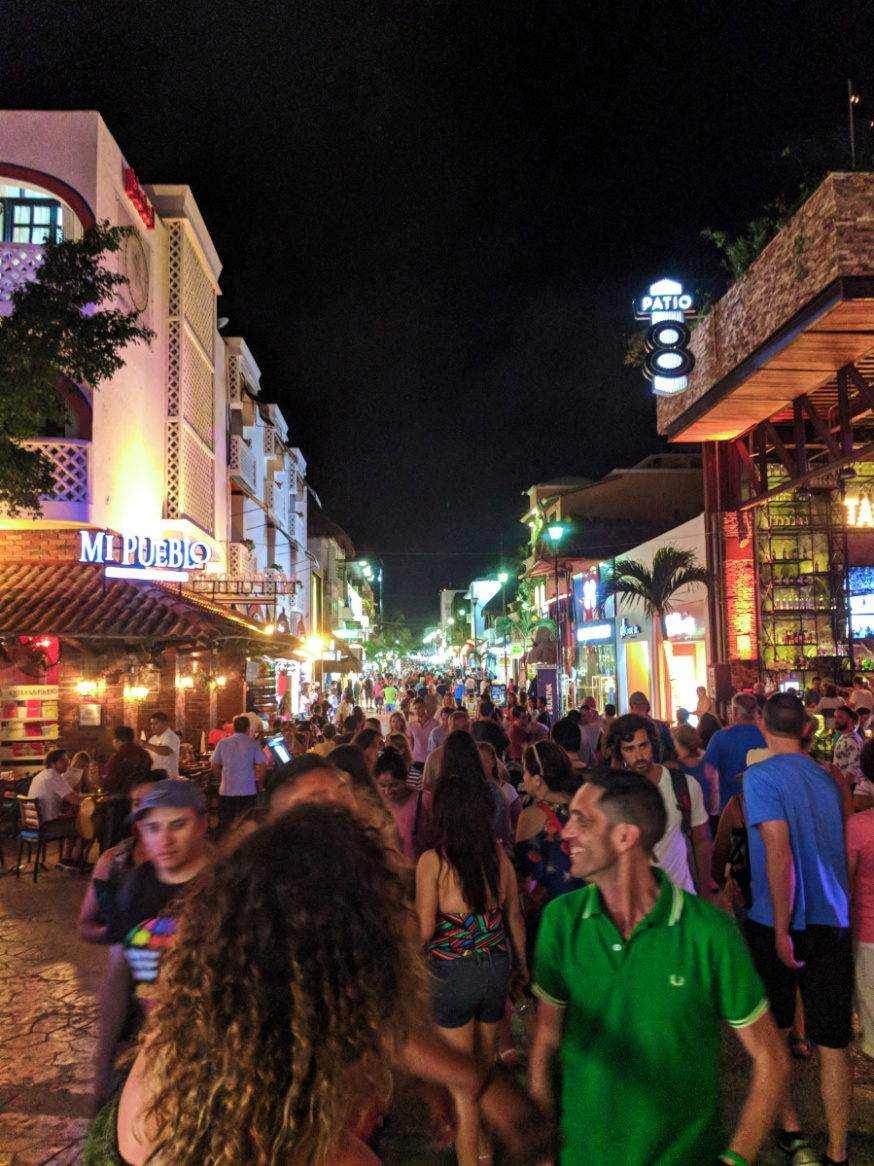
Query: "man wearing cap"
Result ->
[[95, 779, 209, 1102]]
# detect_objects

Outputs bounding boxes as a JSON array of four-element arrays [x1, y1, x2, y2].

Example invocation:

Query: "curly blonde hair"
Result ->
[[141, 804, 428, 1165]]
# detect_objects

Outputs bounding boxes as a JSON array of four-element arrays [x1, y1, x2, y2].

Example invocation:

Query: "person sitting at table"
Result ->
[[28, 748, 86, 871], [65, 750, 92, 792]]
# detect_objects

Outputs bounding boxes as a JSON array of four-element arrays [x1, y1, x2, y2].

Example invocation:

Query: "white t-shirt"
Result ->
[[148, 727, 181, 778], [652, 765, 708, 894], [851, 689, 874, 713], [28, 767, 74, 822]]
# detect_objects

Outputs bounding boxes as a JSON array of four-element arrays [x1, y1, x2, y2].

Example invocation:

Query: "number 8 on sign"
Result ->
[[644, 320, 694, 381]]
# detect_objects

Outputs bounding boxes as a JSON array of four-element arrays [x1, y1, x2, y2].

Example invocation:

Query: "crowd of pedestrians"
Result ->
[[21, 665, 874, 1164]]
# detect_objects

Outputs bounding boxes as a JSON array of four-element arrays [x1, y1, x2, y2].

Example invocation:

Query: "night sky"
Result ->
[[6, 1, 874, 625]]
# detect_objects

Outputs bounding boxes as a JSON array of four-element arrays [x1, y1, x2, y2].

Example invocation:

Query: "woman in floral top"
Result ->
[[514, 740, 584, 908]]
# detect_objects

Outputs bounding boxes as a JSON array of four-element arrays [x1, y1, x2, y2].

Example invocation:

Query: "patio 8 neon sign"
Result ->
[[632, 278, 698, 397]]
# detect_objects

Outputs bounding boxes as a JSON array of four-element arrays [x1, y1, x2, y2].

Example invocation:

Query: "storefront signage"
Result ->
[[620, 618, 641, 637], [123, 168, 156, 229], [845, 496, 874, 527], [632, 278, 698, 398], [334, 627, 360, 639], [78, 529, 213, 583], [576, 623, 613, 644], [582, 579, 597, 610]]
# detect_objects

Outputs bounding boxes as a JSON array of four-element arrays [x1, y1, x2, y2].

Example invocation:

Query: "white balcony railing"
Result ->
[[265, 480, 287, 530], [0, 243, 46, 316], [229, 435, 256, 494], [287, 511, 305, 546], [21, 439, 89, 504], [228, 541, 256, 575]]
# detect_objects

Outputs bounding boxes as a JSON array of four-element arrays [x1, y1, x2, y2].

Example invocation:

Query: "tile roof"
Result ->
[[0, 561, 291, 648]]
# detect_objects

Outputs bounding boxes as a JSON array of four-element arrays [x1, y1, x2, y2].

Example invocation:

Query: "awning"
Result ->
[[0, 561, 300, 653]]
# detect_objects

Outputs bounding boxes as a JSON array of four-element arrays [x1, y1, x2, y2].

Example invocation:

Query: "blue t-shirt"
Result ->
[[702, 724, 766, 811], [680, 757, 712, 813], [744, 753, 849, 930]]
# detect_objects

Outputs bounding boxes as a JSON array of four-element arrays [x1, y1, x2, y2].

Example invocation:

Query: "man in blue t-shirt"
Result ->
[[743, 692, 852, 1166], [702, 692, 765, 811]]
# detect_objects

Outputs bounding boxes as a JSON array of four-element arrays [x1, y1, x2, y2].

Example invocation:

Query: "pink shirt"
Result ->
[[847, 809, 874, 944], [389, 789, 433, 864], [408, 717, 439, 764]]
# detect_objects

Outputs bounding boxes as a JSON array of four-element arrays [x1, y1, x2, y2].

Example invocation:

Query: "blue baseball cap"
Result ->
[[131, 778, 206, 821]]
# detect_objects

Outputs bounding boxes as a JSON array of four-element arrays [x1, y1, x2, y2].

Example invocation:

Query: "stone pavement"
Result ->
[[5, 861, 874, 1165]]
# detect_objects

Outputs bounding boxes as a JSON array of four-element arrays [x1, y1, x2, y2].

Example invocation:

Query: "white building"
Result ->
[[0, 110, 310, 638]]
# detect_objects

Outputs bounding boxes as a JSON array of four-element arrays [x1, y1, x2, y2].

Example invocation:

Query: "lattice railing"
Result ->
[[229, 541, 256, 574], [181, 330, 214, 450], [181, 430, 214, 534], [0, 243, 45, 315], [229, 435, 256, 493], [21, 439, 89, 503], [182, 231, 215, 361], [265, 480, 287, 530], [289, 511, 306, 546]]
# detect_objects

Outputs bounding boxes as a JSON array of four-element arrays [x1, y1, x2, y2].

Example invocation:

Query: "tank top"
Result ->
[[427, 908, 507, 960]]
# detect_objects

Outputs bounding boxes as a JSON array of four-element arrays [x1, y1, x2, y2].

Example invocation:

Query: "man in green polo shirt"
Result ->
[[529, 768, 789, 1166]]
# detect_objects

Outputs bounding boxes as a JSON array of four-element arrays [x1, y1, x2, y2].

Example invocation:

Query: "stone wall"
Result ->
[[658, 172, 874, 433]]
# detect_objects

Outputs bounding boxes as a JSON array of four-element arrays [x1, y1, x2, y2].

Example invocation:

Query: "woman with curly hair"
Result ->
[[95, 804, 549, 1166]]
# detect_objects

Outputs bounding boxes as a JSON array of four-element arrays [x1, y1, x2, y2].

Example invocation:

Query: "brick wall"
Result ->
[[0, 528, 83, 562], [658, 172, 874, 433]]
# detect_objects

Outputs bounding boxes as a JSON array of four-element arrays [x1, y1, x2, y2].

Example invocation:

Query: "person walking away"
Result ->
[[606, 715, 712, 899], [477, 741, 522, 835], [28, 748, 85, 871], [101, 726, 152, 851], [702, 693, 766, 812], [528, 769, 789, 1166], [384, 680, 398, 714], [674, 721, 720, 834], [210, 715, 267, 836], [743, 692, 854, 1166], [551, 718, 596, 779], [409, 697, 440, 774], [628, 691, 676, 764], [428, 707, 452, 753], [142, 712, 181, 779], [422, 710, 473, 790], [454, 678, 466, 708], [472, 699, 510, 757], [416, 773, 527, 1166]]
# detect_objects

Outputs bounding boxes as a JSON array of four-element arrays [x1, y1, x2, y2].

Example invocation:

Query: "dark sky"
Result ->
[[6, 1, 874, 625]]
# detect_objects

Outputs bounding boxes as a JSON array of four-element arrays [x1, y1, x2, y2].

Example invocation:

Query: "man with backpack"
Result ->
[[606, 714, 712, 899]]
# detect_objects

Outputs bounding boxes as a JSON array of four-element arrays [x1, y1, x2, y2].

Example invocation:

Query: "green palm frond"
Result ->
[[596, 545, 713, 634]]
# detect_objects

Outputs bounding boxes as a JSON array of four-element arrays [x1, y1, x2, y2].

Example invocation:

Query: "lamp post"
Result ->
[[497, 571, 508, 685], [546, 524, 566, 718]]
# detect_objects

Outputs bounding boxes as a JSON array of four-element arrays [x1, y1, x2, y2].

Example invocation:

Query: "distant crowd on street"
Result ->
[[16, 663, 874, 1165]]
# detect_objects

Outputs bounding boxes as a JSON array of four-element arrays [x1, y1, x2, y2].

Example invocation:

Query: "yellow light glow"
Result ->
[[265, 624, 275, 634], [112, 436, 166, 534], [303, 635, 324, 657], [216, 675, 226, 686], [76, 680, 97, 696]]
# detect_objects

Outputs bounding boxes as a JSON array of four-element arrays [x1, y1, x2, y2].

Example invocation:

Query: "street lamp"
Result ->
[[497, 572, 509, 685], [546, 524, 566, 717]]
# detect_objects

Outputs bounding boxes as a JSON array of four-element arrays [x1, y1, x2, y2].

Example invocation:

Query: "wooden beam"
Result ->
[[798, 392, 840, 457], [740, 437, 874, 510], [756, 424, 769, 495], [837, 367, 854, 457], [763, 421, 797, 479], [733, 434, 762, 497], [793, 399, 808, 477], [845, 365, 874, 415]]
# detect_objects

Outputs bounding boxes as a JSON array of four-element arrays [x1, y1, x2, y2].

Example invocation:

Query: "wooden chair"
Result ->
[[15, 796, 72, 883]]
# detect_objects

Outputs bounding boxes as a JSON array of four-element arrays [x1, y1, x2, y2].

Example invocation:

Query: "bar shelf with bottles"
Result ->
[[754, 487, 850, 682]]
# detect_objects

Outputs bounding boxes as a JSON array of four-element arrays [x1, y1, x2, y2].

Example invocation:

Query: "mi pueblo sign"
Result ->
[[633, 278, 698, 398], [78, 529, 213, 582]]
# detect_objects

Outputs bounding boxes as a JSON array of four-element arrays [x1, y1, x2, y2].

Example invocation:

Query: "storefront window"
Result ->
[[575, 643, 616, 708]]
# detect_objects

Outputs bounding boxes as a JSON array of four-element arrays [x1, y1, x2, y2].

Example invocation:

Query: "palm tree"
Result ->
[[496, 607, 556, 673], [598, 546, 712, 713]]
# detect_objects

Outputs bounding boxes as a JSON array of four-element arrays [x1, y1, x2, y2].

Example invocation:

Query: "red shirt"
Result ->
[[102, 742, 152, 796]]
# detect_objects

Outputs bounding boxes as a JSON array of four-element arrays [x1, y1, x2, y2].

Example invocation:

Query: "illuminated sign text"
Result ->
[[79, 530, 212, 583], [576, 623, 613, 644], [632, 278, 698, 398]]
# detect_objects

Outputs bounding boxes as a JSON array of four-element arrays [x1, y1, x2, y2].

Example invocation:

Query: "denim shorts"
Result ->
[[429, 951, 511, 1028]]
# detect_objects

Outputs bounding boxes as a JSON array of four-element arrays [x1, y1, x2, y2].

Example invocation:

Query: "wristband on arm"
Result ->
[[718, 1153, 749, 1166]]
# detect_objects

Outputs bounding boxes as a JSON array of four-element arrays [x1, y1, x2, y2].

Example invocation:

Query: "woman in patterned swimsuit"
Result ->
[[416, 773, 527, 1166]]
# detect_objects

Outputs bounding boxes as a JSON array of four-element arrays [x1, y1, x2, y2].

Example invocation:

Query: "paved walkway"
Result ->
[[5, 862, 874, 1164]]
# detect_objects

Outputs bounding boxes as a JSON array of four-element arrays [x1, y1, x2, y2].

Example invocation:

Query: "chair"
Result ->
[[15, 796, 72, 883]]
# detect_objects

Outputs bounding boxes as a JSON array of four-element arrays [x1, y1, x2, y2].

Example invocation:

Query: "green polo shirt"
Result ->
[[533, 869, 767, 1166]]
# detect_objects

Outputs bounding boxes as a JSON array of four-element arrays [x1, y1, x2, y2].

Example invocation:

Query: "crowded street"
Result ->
[[7, 9, 874, 1166]]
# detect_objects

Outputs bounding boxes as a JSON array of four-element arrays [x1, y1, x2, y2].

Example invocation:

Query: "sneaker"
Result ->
[[56, 860, 78, 872], [777, 1132, 818, 1166]]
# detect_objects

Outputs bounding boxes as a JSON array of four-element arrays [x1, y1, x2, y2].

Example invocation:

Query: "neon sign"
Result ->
[[665, 612, 700, 639], [620, 618, 641, 637], [582, 579, 597, 610], [633, 278, 698, 398], [78, 530, 212, 583], [123, 168, 156, 229], [845, 497, 874, 527]]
